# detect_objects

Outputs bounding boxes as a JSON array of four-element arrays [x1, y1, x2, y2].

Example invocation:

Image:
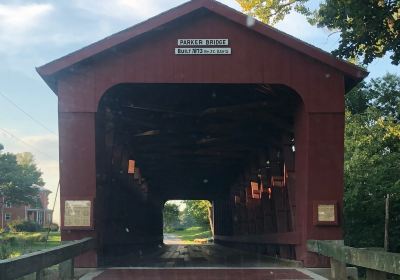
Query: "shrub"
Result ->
[[50, 223, 59, 232], [38, 235, 47, 242], [8, 219, 42, 232], [0, 241, 12, 260], [4, 236, 17, 246], [21, 233, 42, 242], [42, 223, 59, 233]]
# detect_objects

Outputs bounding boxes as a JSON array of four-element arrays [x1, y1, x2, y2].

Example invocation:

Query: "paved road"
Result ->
[[80, 244, 328, 279], [91, 268, 325, 280], [163, 233, 183, 244]]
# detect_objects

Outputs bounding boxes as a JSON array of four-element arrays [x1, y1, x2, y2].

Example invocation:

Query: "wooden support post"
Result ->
[[17, 272, 36, 280], [35, 269, 44, 280], [330, 258, 347, 279], [59, 259, 74, 280], [366, 269, 386, 280], [384, 194, 389, 252]]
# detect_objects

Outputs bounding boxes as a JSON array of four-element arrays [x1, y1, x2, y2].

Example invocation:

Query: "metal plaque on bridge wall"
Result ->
[[64, 200, 92, 228]]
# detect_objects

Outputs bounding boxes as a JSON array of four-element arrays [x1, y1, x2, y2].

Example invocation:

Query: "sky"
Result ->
[[0, 0, 399, 224]]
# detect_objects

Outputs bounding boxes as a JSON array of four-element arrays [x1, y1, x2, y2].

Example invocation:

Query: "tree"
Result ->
[[313, 0, 400, 65], [0, 146, 43, 206], [16, 152, 45, 189], [236, 0, 400, 65], [346, 73, 400, 120], [345, 81, 369, 115], [235, 0, 310, 25], [344, 109, 400, 251], [365, 73, 400, 121], [182, 200, 213, 234], [163, 202, 180, 232], [344, 74, 400, 251]]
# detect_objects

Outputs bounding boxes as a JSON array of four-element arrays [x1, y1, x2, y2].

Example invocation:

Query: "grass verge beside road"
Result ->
[[168, 226, 212, 244], [0, 231, 61, 259]]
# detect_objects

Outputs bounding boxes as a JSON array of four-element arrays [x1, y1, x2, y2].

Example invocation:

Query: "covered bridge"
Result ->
[[37, 0, 367, 268]]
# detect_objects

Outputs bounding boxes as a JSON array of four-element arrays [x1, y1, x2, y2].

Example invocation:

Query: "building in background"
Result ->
[[0, 184, 53, 229]]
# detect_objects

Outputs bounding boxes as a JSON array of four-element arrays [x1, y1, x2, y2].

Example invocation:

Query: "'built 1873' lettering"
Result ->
[[175, 48, 231, 55], [178, 39, 229, 46]]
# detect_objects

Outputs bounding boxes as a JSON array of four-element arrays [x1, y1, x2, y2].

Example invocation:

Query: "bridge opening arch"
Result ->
[[94, 83, 303, 266], [162, 200, 213, 245]]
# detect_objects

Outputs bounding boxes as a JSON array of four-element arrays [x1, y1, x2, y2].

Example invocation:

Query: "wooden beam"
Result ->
[[307, 240, 400, 275], [123, 105, 197, 117], [201, 101, 269, 115], [134, 130, 161, 137], [214, 232, 301, 245], [0, 238, 96, 280]]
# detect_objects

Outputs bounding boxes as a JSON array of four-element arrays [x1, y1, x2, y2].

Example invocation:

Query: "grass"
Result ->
[[167, 226, 212, 244], [0, 231, 61, 259]]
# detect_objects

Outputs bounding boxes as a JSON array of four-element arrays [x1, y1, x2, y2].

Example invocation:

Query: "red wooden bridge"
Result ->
[[35, 0, 369, 278]]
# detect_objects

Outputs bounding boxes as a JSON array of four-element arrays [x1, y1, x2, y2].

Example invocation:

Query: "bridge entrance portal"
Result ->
[[37, 0, 367, 268]]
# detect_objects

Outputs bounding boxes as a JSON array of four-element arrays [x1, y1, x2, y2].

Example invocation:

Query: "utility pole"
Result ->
[[1, 197, 4, 229], [384, 194, 390, 252]]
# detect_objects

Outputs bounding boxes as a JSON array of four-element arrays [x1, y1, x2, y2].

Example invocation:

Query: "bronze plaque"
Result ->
[[317, 204, 336, 222], [64, 200, 91, 227]]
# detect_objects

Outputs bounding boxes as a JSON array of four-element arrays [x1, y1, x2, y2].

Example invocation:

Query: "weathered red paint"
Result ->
[[37, 0, 367, 268]]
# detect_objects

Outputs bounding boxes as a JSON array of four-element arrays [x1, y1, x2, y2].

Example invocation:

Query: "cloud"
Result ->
[[0, 3, 54, 50], [274, 11, 341, 52], [22, 134, 58, 147], [22, 134, 59, 157], [0, 3, 53, 30], [71, 0, 169, 21], [275, 12, 318, 41], [71, 0, 241, 22], [117, 0, 165, 19]]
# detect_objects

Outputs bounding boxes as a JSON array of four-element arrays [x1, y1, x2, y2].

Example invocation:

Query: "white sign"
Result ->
[[175, 48, 231, 55], [175, 38, 231, 55], [64, 200, 91, 227], [178, 39, 228, 46]]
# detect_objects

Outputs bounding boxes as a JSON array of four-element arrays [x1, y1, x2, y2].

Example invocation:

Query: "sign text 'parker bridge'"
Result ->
[[175, 38, 231, 55]]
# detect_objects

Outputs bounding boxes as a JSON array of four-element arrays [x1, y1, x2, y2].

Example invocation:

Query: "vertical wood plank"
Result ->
[[59, 259, 74, 280], [330, 258, 347, 279], [366, 269, 386, 280], [35, 269, 44, 280], [384, 194, 390, 251]]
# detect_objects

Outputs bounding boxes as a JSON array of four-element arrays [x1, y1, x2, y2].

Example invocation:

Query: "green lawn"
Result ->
[[168, 226, 212, 244], [0, 232, 61, 259]]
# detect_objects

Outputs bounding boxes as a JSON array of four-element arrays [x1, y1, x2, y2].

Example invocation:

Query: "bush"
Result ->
[[8, 220, 42, 232], [22, 233, 42, 243], [38, 235, 48, 242], [42, 223, 59, 233], [0, 241, 12, 259], [49, 223, 59, 232], [4, 236, 17, 246]]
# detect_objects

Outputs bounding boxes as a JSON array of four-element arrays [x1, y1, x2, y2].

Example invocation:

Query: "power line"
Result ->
[[0, 127, 56, 160], [0, 91, 57, 136]]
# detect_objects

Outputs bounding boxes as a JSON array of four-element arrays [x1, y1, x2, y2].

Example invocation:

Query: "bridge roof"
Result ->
[[37, 0, 368, 93]]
